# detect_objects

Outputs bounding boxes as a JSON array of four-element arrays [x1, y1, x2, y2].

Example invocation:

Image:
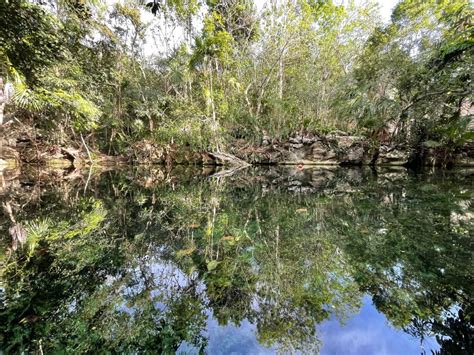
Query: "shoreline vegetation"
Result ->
[[1, 123, 473, 170], [1, 0, 473, 171]]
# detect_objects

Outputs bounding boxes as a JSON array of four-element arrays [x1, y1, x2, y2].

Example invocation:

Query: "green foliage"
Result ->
[[1, 0, 471, 153], [340, 0, 473, 148], [0, 1, 65, 85]]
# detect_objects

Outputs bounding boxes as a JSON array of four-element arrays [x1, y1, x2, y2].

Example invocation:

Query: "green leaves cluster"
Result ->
[[341, 0, 473, 148], [1, 0, 472, 153]]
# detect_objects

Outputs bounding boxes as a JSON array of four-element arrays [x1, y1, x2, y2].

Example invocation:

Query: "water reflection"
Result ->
[[0, 166, 472, 353]]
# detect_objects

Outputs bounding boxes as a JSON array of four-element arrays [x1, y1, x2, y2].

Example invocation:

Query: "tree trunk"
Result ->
[[278, 54, 284, 100], [0, 102, 4, 126], [0, 77, 4, 125]]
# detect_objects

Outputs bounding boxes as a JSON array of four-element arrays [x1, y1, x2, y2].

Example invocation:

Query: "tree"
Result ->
[[340, 0, 473, 149]]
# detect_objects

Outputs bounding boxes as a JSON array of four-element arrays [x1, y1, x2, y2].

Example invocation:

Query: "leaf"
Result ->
[[187, 265, 197, 275], [221, 235, 238, 246], [422, 140, 442, 148], [176, 247, 195, 257], [296, 208, 308, 213], [206, 260, 219, 271], [220, 235, 235, 241]]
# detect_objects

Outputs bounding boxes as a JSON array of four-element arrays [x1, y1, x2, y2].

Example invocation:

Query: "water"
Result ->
[[0, 166, 472, 354]]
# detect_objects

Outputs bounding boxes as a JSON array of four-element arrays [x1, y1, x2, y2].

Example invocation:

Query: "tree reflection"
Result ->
[[0, 167, 472, 353], [325, 170, 473, 354]]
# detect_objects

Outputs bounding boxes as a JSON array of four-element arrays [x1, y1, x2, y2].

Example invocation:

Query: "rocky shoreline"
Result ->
[[1, 124, 473, 170], [237, 133, 474, 167], [127, 133, 473, 168]]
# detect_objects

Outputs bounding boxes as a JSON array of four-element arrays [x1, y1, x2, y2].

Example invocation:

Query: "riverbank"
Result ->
[[1, 123, 473, 169]]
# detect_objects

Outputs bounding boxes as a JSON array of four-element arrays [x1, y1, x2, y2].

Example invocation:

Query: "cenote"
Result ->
[[0, 166, 472, 354]]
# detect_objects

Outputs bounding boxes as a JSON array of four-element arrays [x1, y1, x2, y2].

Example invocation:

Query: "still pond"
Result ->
[[0, 166, 472, 354]]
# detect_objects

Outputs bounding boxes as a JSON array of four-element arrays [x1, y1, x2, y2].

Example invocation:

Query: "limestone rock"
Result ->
[[127, 140, 165, 164], [262, 134, 271, 146], [289, 136, 303, 144], [331, 135, 371, 165], [333, 135, 364, 149], [311, 141, 338, 164], [376, 145, 412, 166], [302, 136, 316, 144], [289, 143, 304, 149], [0, 144, 19, 160], [342, 146, 366, 165]]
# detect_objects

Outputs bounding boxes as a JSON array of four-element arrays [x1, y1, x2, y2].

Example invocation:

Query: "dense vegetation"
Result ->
[[0, 0, 472, 155]]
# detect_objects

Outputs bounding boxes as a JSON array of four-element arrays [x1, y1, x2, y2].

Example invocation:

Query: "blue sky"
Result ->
[[178, 296, 439, 354]]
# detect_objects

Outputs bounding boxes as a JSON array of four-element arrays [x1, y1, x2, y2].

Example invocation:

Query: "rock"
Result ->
[[334, 135, 364, 149], [302, 136, 316, 144], [121, 132, 471, 167], [311, 141, 339, 164], [376, 145, 411, 166], [289, 143, 304, 149], [331, 135, 371, 165], [289, 136, 303, 144], [262, 134, 271, 146], [279, 143, 312, 164], [342, 146, 366, 165], [127, 140, 165, 164], [208, 152, 250, 166], [0, 143, 19, 168]]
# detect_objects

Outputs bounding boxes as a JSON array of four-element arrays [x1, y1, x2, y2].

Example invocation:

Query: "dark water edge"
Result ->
[[0, 166, 473, 354]]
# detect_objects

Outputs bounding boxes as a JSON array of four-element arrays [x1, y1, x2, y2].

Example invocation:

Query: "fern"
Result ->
[[10, 72, 47, 112], [24, 218, 53, 257]]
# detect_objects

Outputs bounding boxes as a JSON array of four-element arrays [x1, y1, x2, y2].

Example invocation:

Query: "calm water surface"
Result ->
[[0, 166, 472, 354]]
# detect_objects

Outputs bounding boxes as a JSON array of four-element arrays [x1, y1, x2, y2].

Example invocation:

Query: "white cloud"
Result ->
[[377, 0, 399, 22], [253, 0, 399, 23]]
